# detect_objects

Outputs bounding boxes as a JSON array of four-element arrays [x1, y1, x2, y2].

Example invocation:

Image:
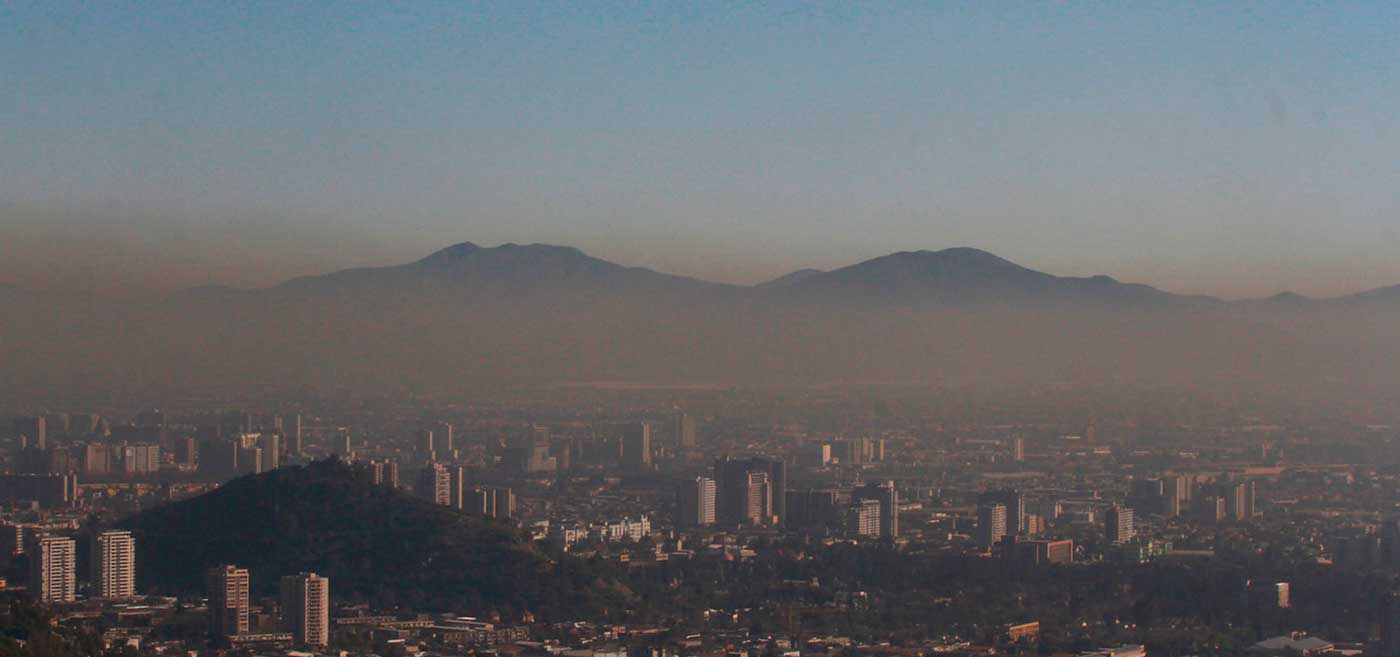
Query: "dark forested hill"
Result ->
[[119, 460, 627, 618]]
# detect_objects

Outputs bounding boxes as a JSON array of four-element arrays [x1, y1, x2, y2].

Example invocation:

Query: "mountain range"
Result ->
[[3, 242, 1398, 398]]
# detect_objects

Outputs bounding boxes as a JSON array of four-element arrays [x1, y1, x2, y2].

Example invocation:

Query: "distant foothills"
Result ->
[[2, 242, 1399, 397]]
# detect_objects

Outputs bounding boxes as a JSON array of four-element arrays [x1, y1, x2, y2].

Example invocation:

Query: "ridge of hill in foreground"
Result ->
[[119, 460, 628, 618]]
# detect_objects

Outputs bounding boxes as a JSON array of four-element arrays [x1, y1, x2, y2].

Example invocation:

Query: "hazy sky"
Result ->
[[4, 2, 1400, 299]]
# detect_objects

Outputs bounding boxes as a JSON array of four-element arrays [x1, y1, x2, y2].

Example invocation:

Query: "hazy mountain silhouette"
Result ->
[[1336, 283, 1400, 307], [4, 242, 1400, 397], [261, 241, 738, 302], [755, 268, 826, 289], [759, 248, 1198, 308]]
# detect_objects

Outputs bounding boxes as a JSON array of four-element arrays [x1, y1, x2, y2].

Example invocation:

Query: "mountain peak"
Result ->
[[1339, 283, 1400, 304], [923, 246, 1009, 260], [411, 242, 610, 281], [875, 247, 1026, 271], [842, 247, 1034, 278], [416, 241, 482, 265], [756, 246, 1195, 309], [756, 268, 825, 289], [415, 242, 599, 268]]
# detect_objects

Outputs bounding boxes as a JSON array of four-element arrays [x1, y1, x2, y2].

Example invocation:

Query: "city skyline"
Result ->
[[7, 5, 1400, 657], [4, 385, 1399, 656]]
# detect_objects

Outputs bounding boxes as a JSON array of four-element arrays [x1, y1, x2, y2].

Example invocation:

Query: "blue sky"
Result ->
[[3, 2, 1400, 298]]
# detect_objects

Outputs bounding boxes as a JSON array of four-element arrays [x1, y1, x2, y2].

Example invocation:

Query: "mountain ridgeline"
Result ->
[[4, 242, 1400, 397], [119, 460, 629, 617]]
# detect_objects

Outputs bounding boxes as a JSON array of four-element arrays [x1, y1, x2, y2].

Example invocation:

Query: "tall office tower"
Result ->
[[744, 472, 772, 525], [678, 477, 717, 526], [14, 416, 46, 450], [40, 447, 72, 475], [280, 572, 330, 648], [418, 429, 435, 461], [1383, 591, 1400, 657], [488, 487, 515, 518], [674, 412, 697, 449], [976, 503, 1008, 548], [799, 443, 832, 468], [1227, 482, 1249, 521], [1195, 496, 1227, 523], [0, 473, 78, 508], [713, 457, 744, 525], [0, 522, 23, 556], [847, 498, 882, 537], [369, 459, 399, 488], [435, 422, 454, 456], [200, 439, 239, 478], [121, 444, 162, 475], [1172, 474, 1194, 505], [852, 481, 899, 538], [416, 464, 451, 506], [496, 487, 514, 519], [172, 436, 197, 468], [283, 414, 303, 456], [463, 487, 488, 514], [1016, 539, 1075, 565], [28, 535, 76, 603], [833, 439, 860, 465], [550, 438, 573, 471], [1038, 497, 1062, 520], [448, 465, 467, 509], [524, 443, 558, 473], [716, 456, 750, 521], [1129, 478, 1165, 515], [786, 489, 842, 529], [1242, 479, 1257, 520], [1246, 580, 1290, 610], [713, 456, 786, 525], [1159, 493, 1181, 518], [1385, 519, 1400, 567], [856, 437, 872, 463], [259, 433, 280, 471], [978, 489, 1025, 534], [1226, 480, 1256, 521], [763, 458, 786, 521], [621, 422, 652, 470], [1012, 437, 1025, 462], [229, 409, 254, 434], [465, 486, 515, 519], [48, 413, 72, 436], [236, 446, 262, 475], [1105, 506, 1135, 544], [70, 413, 100, 436], [208, 565, 251, 639], [839, 437, 882, 463], [92, 530, 136, 598]]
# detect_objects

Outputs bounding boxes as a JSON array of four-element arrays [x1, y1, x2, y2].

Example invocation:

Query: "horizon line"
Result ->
[[3, 239, 1395, 305]]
